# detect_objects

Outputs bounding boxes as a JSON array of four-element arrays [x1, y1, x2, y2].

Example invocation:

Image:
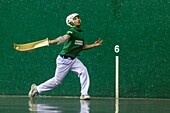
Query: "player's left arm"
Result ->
[[83, 38, 103, 50], [49, 34, 70, 45]]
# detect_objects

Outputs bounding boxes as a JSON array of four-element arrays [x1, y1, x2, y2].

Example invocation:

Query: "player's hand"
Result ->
[[93, 38, 103, 47]]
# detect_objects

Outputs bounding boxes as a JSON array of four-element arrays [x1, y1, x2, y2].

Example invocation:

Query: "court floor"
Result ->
[[0, 96, 170, 113]]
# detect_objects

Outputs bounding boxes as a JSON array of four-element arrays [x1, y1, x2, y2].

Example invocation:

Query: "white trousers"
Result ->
[[37, 55, 90, 96]]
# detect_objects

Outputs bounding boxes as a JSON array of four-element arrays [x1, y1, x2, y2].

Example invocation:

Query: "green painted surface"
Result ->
[[0, 0, 169, 98]]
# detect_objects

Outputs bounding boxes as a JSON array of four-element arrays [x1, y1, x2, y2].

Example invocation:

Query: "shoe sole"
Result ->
[[82, 98, 91, 100], [80, 96, 91, 100]]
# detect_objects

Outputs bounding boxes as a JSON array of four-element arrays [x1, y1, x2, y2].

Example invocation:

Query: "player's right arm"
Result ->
[[49, 34, 70, 45], [83, 38, 103, 50]]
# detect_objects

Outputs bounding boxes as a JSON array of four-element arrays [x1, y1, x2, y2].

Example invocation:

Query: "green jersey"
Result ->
[[59, 27, 85, 58]]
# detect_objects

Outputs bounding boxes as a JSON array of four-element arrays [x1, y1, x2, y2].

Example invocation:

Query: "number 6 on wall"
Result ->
[[114, 45, 120, 53]]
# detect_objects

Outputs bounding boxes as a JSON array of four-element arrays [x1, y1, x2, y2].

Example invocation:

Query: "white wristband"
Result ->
[[92, 44, 94, 48]]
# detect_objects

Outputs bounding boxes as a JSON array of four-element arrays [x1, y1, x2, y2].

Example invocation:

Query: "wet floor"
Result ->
[[0, 96, 170, 113]]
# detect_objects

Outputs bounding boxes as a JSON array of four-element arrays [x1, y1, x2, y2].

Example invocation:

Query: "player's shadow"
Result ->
[[28, 99, 90, 113]]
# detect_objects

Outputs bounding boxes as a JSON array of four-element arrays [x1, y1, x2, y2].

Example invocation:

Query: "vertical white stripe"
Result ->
[[115, 98, 119, 113], [115, 56, 119, 99]]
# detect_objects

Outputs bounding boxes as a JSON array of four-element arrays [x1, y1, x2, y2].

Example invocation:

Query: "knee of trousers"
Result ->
[[54, 77, 65, 85], [55, 80, 61, 86]]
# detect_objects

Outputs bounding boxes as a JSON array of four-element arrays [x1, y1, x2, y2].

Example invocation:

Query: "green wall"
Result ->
[[0, 0, 169, 98]]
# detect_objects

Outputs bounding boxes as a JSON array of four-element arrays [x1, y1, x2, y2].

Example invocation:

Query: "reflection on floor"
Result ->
[[0, 96, 170, 113]]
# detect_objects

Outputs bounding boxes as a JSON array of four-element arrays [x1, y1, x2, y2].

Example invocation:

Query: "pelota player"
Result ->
[[28, 13, 103, 100]]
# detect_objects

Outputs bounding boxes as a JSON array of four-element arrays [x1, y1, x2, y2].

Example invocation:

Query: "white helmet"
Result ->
[[66, 13, 79, 27]]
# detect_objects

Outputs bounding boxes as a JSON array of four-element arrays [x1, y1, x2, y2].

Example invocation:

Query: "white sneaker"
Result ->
[[28, 84, 38, 98], [80, 95, 91, 100]]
